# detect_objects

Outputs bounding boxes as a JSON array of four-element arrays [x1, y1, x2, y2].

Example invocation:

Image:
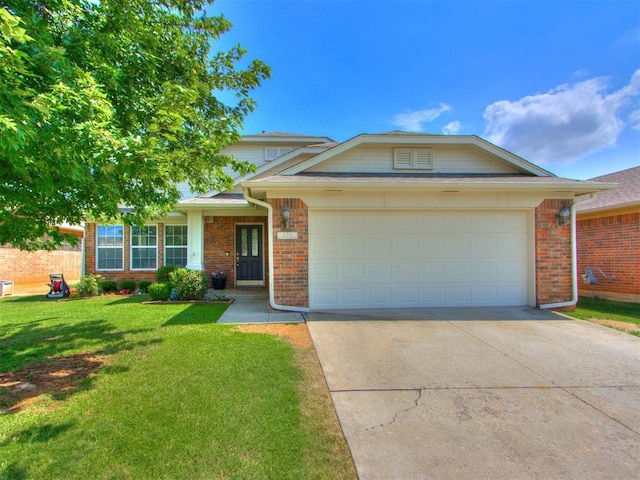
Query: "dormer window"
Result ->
[[393, 148, 434, 170], [265, 146, 294, 160]]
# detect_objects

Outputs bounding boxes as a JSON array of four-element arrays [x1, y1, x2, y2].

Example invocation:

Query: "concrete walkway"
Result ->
[[307, 315, 640, 480], [216, 288, 304, 324]]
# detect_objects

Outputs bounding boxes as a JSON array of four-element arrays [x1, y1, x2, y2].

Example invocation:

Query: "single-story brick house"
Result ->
[[577, 166, 640, 303], [83, 132, 612, 311]]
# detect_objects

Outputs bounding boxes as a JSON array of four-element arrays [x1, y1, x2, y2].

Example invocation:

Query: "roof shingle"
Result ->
[[577, 166, 640, 212]]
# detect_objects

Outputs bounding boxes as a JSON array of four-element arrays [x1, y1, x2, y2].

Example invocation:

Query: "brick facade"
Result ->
[[268, 198, 309, 308], [85, 216, 269, 288], [535, 199, 574, 307], [82, 198, 577, 308], [203, 215, 268, 286], [577, 212, 640, 302], [84, 223, 157, 285]]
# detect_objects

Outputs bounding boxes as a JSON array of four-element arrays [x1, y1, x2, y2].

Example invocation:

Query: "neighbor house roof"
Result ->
[[577, 166, 640, 213]]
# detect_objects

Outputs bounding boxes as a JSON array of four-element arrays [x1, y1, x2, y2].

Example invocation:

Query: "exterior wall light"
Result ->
[[556, 203, 571, 227], [282, 204, 290, 228]]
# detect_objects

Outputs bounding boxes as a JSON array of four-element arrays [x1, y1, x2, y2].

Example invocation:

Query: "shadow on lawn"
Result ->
[[162, 303, 228, 326], [0, 317, 161, 413]]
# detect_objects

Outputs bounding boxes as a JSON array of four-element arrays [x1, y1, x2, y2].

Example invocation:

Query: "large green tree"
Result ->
[[0, 0, 269, 249]]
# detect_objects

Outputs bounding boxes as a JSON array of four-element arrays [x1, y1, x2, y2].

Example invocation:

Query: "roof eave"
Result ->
[[242, 179, 616, 195]]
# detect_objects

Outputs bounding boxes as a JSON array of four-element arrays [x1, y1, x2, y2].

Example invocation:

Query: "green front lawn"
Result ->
[[0, 296, 355, 479], [566, 297, 640, 337]]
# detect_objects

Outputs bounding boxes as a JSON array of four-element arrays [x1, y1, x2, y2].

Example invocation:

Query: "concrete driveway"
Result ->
[[306, 309, 640, 480]]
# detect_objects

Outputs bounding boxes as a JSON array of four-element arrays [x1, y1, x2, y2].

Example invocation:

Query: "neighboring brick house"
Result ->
[[577, 166, 640, 303], [83, 132, 611, 311], [0, 224, 83, 292]]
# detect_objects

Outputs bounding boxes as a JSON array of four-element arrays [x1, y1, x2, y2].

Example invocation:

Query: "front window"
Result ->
[[96, 225, 124, 270], [131, 225, 157, 270], [164, 225, 188, 267]]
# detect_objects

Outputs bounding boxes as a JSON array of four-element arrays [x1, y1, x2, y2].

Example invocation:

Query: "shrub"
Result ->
[[101, 280, 118, 293], [149, 282, 172, 301], [169, 268, 208, 300], [138, 280, 152, 293], [77, 274, 102, 297], [156, 265, 178, 282], [120, 280, 137, 292]]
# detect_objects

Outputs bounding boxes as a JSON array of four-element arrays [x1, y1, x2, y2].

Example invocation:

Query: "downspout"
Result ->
[[540, 194, 597, 309], [242, 188, 310, 313]]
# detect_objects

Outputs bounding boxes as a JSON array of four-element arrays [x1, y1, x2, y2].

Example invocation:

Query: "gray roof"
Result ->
[[181, 193, 248, 205], [577, 166, 640, 212]]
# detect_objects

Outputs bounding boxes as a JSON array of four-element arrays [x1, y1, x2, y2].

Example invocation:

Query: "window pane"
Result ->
[[131, 247, 157, 269], [165, 225, 187, 247], [131, 225, 157, 269], [96, 225, 123, 270], [97, 225, 123, 246], [241, 229, 248, 256], [97, 247, 123, 270], [132, 226, 157, 247], [165, 247, 187, 267], [252, 228, 259, 257]]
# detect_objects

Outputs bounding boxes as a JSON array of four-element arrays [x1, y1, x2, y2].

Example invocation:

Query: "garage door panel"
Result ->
[[446, 236, 473, 256], [369, 238, 392, 255], [309, 210, 529, 309], [471, 262, 499, 280]]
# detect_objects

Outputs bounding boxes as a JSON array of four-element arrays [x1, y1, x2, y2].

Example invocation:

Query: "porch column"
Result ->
[[185, 210, 204, 271]]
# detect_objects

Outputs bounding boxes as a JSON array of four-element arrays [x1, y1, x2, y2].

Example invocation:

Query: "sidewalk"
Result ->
[[217, 288, 305, 324]]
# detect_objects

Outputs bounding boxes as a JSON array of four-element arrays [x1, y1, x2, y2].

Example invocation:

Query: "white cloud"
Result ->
[[482, 69, 640, 164], [442, 121, 462, 135], [629, 109, 640, 131], [392, 103, 451, 132]]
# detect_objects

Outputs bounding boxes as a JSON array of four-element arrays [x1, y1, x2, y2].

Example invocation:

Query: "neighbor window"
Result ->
[[131, 225, 157, 270], [96, 225, 124, 270], [164, 225, 188, 267]]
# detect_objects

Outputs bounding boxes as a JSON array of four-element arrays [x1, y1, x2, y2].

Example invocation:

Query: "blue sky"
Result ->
[[211, 0, 639, 180]]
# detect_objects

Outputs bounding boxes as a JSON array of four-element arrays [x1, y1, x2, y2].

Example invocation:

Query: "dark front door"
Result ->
[[236, 224, 264, 283]]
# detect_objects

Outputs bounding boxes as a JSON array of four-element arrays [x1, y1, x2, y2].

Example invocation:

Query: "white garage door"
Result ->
[[308, 210, 529, 309]]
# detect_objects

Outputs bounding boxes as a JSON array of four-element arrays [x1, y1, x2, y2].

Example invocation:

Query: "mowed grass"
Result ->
[[0, 295, 355, 479], [567, 297, 640, 337]]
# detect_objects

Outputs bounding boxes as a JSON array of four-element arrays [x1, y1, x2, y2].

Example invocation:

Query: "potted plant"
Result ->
[[211, 271, 228, 290]]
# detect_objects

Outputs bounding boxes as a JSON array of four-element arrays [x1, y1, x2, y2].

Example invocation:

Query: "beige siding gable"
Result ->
[[306, 144, 521, 175], [176, 181, 198, 200], [222, 144, 270, 168]]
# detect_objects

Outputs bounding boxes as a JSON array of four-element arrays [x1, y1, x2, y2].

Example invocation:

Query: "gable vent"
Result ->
[[393, 148, 434, 170]]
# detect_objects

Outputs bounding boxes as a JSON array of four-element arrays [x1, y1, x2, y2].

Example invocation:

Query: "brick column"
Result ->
[[535, 199, 573, 307], [269, 198, 309, 308]]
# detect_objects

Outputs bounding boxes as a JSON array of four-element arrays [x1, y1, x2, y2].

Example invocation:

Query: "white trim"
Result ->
[[130, 224, 158, 271], [185, 210, 204, 271], [96, 224, 124, 271], [164, 224, 188, 267], [234, 222, 266, 287]]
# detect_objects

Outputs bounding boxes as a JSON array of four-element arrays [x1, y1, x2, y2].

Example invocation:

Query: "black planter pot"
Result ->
[[211, 277, 227, 290]]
